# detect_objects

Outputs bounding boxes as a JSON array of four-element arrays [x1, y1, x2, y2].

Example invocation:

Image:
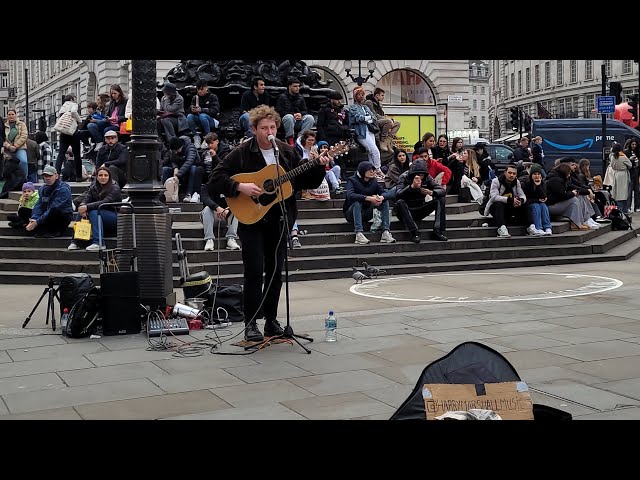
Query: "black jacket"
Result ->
[[520, 176, 547, 204], [545, 170, 575, 205], [240, 89, 270, 112], [96, 142, 129, 170], [317, 105, 350, 146], [396, 160, 446, 209], [276, 92, 308, 117], [190, 92, 220, 118], [83, 181, 122, 212], [210, 137, 325, 227]]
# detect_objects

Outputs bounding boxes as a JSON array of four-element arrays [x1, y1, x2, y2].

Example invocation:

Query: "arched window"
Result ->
[[376, 69, 435, 105]]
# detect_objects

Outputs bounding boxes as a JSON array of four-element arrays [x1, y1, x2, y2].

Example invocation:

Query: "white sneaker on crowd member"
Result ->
[[226, 238, 241, 250], [183, 194, 191, 202], [190, 192, 200, 203], [586, 218, 600, 229], [94, 142, 103, 151], [67, 242, 80, 250], [193, 135, 202, 149], [526, 224, 543, 236], [543, 228, 553, 235], [380, 230, 396, 243], [355, 232, 370, 244], [204, 239, 214, 251], [86, 243, 101, 251], [497, 225, 511, 238]]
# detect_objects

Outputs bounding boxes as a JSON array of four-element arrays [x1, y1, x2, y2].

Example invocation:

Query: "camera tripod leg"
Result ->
[[48, 286, 57, 331], [23, 287, 51, 328]]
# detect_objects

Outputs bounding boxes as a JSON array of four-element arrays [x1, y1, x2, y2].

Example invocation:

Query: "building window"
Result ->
[[570, 60, 577, 83], [481, 86, 485, 94], [518, 70, 522, 94], [511, 73, 515, 96], [623, 88, 640, 100], [557, 61, 563, 85], [604, 60, 611, 77], [545, 62, 551, 88], [623, 60, 633, 74], [525, 68, 530, 92], [585, 60, 593, 80], [481, 100, 485, 110], [473, 99, 477, 110], [481, 116, 486, 128], [1, 101, 8, 117], [584, 94, 596, 118], [504, 75, 508, 95], [535, 65, 540, 90], [0, 72, 7, 89], [376, 69, 435, 105], [473, 85, 477, 94]]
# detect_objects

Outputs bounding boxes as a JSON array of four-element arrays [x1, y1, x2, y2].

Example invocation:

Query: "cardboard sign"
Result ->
[[422, 381, 534, 420]]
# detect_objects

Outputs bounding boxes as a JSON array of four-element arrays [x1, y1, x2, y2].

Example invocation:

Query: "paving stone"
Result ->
[[210, 380, 316, 408], [0, 407, 82, 420], [148, 368, 245, 394], [489, 334, 570, 350], [224, 361, 311, 384], [6, 342, 109, 362], [0, 356, 95, 379], [503, 350, 577, 370], [282, 392, 395, 420], [431, 340, 515, 354], [85, 348, 182, 367], [592, 378, 640, 402], [0, 372, 64, 395], [287, 370, 400, 396], [544, 340, 640, 362], [472, 320, 564, 336], [411, 327, 497, 344], [366, 343, 449, 365], [369, 363, 430, 386], [58, 362, 169, 386], [531, 379, 640, 411], [152, 355, 258, 374], [165, 403, 305, 420], [565, 355, 640, 382], [518, 365, 604, 386], [0, 335, 67, 351], [543, 314, 638, 329], [310, 334, 431, 356], [574, 407, 640, 420], [537, 326, 637, 344], [283, 352, 391, 375], [362, 384, 414, 409]]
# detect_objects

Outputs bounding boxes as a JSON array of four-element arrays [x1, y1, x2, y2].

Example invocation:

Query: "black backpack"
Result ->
[[609, 208, 632, 230], [65, 286, 102, 338], [59, 273, 94, 314], [205, 284, 245, 323]]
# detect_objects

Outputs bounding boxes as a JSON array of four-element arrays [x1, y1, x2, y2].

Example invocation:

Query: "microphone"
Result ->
[[267, 134, 279, 152]]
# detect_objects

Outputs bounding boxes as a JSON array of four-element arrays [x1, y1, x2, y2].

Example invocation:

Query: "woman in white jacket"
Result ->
[[55, 94, 83, 181], [608, 143, 632, 214]]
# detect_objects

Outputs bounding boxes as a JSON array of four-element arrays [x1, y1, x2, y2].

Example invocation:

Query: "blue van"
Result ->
[[532, 118, 640, 175]]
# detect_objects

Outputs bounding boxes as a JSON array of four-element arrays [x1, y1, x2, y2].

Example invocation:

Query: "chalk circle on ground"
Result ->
[[349, 272, 623, 303]]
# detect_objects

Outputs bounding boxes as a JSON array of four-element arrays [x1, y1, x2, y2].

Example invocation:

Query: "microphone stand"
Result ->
[[248, 137, 313, 354]]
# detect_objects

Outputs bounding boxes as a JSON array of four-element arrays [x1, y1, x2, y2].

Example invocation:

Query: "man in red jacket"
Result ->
[[414, 147, 452, 186]]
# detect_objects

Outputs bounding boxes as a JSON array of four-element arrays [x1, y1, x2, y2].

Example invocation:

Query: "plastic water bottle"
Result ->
[[325, 311, 337, 342], [60, 308, 69, 335]]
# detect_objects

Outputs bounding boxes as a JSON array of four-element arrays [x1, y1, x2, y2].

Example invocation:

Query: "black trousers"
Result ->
[[56, 133, 82, 180], [237, 214, 288, 325], [490, 202, 528, 227], [395, 197, 446, 233], [7, 207, 32, 226], [33, 209, 72, 236]]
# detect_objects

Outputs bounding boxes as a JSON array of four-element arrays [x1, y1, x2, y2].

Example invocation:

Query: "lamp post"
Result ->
[[344, 60, 376, 86], [24, 68, 29, 132], [118, 59, 175, 309]]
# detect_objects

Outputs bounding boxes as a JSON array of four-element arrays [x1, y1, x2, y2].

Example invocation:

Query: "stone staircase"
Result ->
[[1, 182, 640, 286]]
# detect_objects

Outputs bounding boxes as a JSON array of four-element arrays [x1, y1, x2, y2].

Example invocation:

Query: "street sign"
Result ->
[[597, 96, 616, 114], [447, 95, 463, 103]]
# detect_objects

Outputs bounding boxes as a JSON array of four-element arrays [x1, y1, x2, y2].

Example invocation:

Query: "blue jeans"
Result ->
[[282, 114, 315, 138], [88, 209, 117, 245], [162, 165, 201, 195], [345, 200, 390, 233], [187, 113, 219, 136], [14, 149, 28, 178], [239, 112, 253, 138], [528, 202, 552, 230]]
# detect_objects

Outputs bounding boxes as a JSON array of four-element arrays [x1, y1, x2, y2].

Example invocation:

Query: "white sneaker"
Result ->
[[543, 228, 553, 235], [355, 232, 370, 244], [526, 224, 543, 236], [497, 225, 511, 237], [226, 238, 241, 250], [183, 194, 191, 202], [204, 239, 214, 251], [94, 142, 103, 151], [586, 218, 600, 229], [85, 243, 101, 251], [190, 192, 200, 203], [380, 230, 396, 243], [67, 242, 80, 250], [193, 135, 202, 149], [122, 197, 130, 203]]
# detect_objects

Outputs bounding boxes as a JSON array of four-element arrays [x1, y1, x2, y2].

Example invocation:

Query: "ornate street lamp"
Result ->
[[344, 60, 376, 86]]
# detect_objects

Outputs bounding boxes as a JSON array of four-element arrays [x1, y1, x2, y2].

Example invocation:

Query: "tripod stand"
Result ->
[[244, 135, 313, 354], [23, 276, 61, 331]]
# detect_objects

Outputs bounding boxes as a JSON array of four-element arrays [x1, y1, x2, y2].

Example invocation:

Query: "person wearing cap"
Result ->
[[25, 165, 73, 237], [95, 130, 129, 188], [239, 76, 270, 139], [316, 90, 350, 149], [521, 164, 552, 236], [7, 182, 39, 229], [395, 159, 447, 243], [343, 160, 396, 245], [157, 82, 189, 144], [164, 136, 201, 202]]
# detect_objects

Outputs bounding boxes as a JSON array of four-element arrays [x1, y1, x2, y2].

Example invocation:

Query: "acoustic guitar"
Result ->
[[226, 141, 349, 224]]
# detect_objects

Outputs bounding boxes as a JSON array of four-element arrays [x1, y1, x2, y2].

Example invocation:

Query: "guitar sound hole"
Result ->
[[263, 179, 275, 193]]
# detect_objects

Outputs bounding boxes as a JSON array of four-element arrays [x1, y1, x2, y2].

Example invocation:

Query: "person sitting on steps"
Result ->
[[7, 182, 39, 230], [25, 165, 73, 238], [187, 79, 221, 149], [275, 77, 315, 147], [365, 87, 400, 153]]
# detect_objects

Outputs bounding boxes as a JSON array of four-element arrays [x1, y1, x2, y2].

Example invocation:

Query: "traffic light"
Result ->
[[609, 81, 623, 104], [510, 107, 519, 130], [523, 113, 532, 132], [628, 95, 639, 122]]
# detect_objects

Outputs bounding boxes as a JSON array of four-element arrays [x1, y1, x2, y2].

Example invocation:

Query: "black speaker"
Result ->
[[100, 272, 142, 336]]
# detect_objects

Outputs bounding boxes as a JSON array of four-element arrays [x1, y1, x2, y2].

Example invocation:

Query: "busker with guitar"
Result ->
[[209, 105, 331, 342]]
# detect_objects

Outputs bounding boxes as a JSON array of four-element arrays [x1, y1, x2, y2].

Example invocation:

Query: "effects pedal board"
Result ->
[[147, 317, 190, 337]]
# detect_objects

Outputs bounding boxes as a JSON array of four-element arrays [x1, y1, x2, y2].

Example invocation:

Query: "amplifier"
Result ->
[[147, 316, 190, 337], [101, 272, 142, 336]]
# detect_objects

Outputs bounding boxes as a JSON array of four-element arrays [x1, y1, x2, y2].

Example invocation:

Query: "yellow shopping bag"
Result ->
[[73, 218, 92, 241]]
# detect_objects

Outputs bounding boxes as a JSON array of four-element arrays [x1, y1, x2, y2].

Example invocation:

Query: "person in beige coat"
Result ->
[[3, 109, 28, 178], [608, 143, 632, 214]]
